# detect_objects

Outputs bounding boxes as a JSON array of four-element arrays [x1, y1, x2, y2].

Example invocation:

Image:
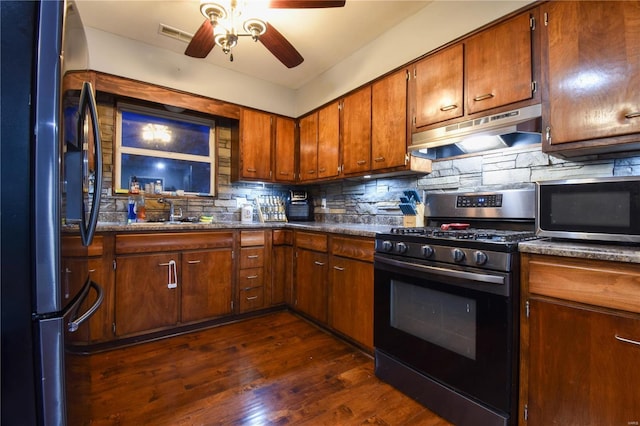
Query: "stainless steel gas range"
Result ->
[[373, 187, 537, 426]]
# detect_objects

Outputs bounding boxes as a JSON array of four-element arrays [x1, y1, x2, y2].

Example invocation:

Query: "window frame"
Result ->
[[114, 102, 217, 196]]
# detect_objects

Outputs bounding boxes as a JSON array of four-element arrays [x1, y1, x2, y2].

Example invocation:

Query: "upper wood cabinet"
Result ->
[[341, 86, 372, 175], [371, 69, 409, 171], [237, 108, 272, 181], [274, 117, 296, 183], [234, 108, 296, 183], [299, 102, 340, 181], [541, 1, 640, 155], [465, 11, 535, 115], [411, 9, 537, 133], [411, 44, 464, 129]]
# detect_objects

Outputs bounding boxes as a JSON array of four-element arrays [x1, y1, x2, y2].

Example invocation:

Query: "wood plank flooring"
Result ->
[[67, 311, 451, 425]]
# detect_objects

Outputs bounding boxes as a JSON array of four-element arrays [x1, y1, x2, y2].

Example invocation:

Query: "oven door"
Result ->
[[374, 254, 518, 414]]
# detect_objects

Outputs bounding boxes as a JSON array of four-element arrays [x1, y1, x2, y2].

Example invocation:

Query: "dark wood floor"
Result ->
[[67, 311, 451, 425]]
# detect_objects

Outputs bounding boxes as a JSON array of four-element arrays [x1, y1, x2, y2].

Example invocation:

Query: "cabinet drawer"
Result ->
[[273, 229, 293, 245], [62, 235, 104, 257], [525, 254, 640, 314], [296, 231, 327, 252], [240, 230, 265, 247], [115, 232, 233, 254], [331, 236, 374, 262], [240, 247, 265, 269], [239, 286, 264, 312], [238, 267, 264, 289]]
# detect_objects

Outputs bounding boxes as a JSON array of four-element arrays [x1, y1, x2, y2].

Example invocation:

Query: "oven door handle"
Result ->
[[375, 256, 505, 285]]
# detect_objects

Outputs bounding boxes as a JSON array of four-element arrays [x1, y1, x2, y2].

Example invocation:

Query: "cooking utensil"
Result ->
[[440, 223, 470, 230]]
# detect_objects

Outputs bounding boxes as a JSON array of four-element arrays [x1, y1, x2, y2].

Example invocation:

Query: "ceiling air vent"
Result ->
[[158, 24, 193, 43]]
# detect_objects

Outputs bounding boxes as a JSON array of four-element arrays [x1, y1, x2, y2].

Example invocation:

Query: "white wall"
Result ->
[[78, 1, 533, 117]]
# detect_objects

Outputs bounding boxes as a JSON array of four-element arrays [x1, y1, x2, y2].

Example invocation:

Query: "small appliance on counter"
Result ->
[[286, 190, 314, 221]]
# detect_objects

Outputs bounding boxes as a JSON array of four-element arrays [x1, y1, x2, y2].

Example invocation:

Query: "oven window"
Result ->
[[390, 279, 477, 360]]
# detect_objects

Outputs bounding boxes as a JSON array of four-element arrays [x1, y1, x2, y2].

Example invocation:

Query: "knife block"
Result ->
[[403, 203, 425, 227]]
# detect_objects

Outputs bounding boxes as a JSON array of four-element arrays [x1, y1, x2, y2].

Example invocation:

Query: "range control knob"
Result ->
[[381, 240, 393, 252], [395, 242, 408, 254], [452, 248, 466, 262], [421, 245, 434, 258], [474, 250, 488, 265]]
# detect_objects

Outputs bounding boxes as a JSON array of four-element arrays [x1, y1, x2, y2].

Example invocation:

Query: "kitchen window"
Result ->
[[114, 103, 216, 195]]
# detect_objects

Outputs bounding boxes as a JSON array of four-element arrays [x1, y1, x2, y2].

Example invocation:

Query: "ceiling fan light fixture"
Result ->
[[200, 2, 227, 22], [243, 18, 267, 41]]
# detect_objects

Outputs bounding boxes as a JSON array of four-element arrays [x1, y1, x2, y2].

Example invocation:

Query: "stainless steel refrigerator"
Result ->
[[1, 1, 103, 424]]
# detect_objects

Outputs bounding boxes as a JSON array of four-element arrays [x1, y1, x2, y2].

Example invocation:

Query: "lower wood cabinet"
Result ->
[[520, 253, 640, 425], [114, 232, 233, 337], [237, 230, 269, 313], [271, 229, 293, 305], [329, 236, 374, 350], [294, 231, 329, 323], [62, 234, 114, 345], [181, 249, 232, 323]]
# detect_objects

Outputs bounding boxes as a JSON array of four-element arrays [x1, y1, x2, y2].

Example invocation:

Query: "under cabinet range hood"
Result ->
[[410, 104, 542, 158]]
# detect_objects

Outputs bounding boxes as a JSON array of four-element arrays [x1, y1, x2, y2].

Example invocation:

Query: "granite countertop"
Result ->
[[85, 221, 392, 238], [519, 238, 640, 264]]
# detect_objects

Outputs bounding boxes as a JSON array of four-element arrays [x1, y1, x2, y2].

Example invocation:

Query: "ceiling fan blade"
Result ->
[[259, 22, 304, 68], [185, 20, 215, 58], [269, 0, 345, 8]]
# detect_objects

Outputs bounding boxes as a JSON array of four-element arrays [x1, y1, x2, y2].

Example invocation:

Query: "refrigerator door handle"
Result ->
[[78, 81, 103, 247], [67, 278, 104, 332]]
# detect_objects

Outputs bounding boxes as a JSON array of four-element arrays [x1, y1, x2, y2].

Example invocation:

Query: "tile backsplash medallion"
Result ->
[[96, 103, 640, 225]]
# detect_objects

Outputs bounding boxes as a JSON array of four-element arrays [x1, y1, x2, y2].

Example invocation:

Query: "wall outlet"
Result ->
[[321, 198, 327, 209]]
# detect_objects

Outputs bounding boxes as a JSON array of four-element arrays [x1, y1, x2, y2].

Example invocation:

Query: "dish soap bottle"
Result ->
[[127, 197, 136, 224]]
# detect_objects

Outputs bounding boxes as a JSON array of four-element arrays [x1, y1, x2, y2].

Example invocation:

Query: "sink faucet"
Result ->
[[158, 198, 182, 222]]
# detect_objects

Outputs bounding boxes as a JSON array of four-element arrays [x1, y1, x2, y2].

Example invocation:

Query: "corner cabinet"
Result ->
[[233, 108, 296, 183], [540, 1, 640, 156], [519, 253, 640, 425], [113, 232, 234, 337]]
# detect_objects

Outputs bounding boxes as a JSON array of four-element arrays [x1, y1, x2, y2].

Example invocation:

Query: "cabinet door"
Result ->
[[299, 112, 318, 181], [240, 108, 272, 180], [181, 249, 232, 323], [543, 1, 640, 145], [115, 253, 179, 336], [341, 87, 372, 175], [274, 117, 295, 183], [372, 69, 408, 170], [330, 256, 374, 349], [466, 12, 533, 114], [527, 300, 640, 425], [295, 249, 328, 323], [317, 101, 340, 179], [412, 44, 464, 129], [272, 244, 292, 306]]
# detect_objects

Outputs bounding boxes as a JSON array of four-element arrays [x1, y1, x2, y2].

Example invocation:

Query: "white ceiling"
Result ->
[[73, 0, 431, 90]]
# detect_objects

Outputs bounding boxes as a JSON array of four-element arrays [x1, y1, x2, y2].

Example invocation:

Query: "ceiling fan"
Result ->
[[185, 0, 346, 68]]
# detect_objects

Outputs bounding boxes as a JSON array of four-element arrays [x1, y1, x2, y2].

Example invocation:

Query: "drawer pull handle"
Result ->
[[247, 255, 259, 259], [625, 111, 640, 119], [374, 157, 385, 162], [307, 170, 316, 174], [318, 167, 326, 173], [314, 261, 325, 266], [333, 266, 345, 271], [279, 171, 290, 175], [246, 296, 259, 301], [187, 260, 201, 264], [246, 168, 257, 173], [356, 160, 367, 165], [246, 275, 259, 279], [473, 93, 495, 102], [440, 104, 458, 111], [615, 335, 640, 346]]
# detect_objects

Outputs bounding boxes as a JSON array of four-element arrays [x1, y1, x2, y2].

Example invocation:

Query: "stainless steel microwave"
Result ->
[[536, 176, 640, 243]]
